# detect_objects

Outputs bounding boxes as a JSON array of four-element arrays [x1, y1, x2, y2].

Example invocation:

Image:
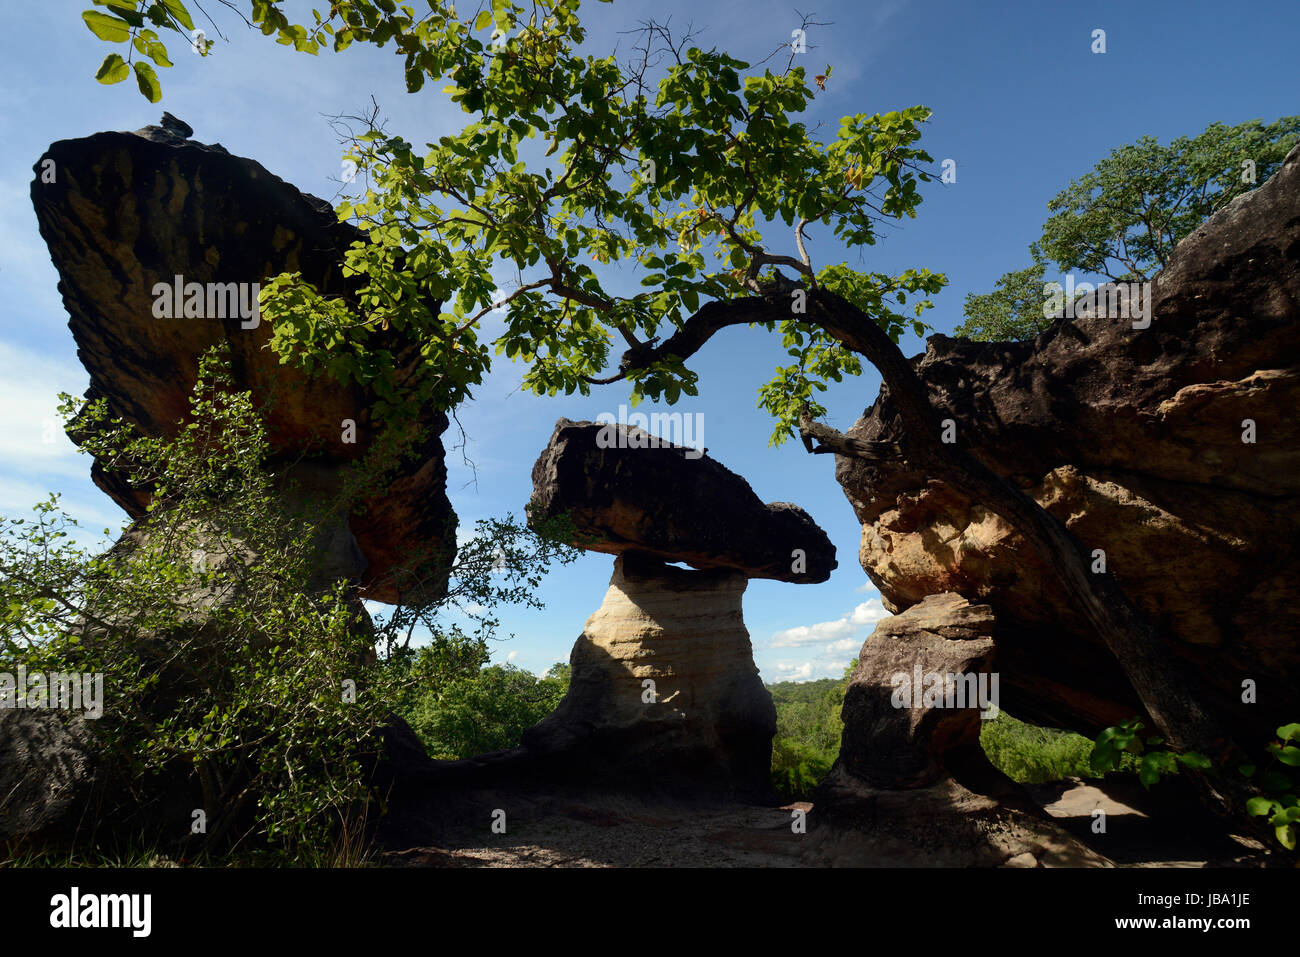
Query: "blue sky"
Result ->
[[2, 0, 1296, 681]]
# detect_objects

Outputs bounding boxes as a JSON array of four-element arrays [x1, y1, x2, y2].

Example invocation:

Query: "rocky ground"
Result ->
[[378, 779, 1273, 868]]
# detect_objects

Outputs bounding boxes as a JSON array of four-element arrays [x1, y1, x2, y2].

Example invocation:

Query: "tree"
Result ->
[[70, 0, 1254, 816], [955, 256, 1051, 343], [957, 117, 1300, 341], [1, 348, 576, 858], [403, 660, 569, 758]]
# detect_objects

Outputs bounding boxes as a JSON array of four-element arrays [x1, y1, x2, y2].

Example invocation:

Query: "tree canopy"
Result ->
[[956, 116, 1300, 341], [79, 0, 944, 444]]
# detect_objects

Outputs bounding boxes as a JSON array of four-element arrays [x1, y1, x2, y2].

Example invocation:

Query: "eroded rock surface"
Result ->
[[817, 592, 1108, 866], [508, 420, 839, 798], [523, 553, 776, 798], [31, 121, 455, 602], [835, 143, 1300, 742], [836, 592, 1000, 789], [530, 418, 835, 583]]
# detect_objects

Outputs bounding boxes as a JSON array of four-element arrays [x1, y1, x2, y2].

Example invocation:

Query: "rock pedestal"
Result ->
[[520, 420, 837, 797], [524, 553, 776, 798]]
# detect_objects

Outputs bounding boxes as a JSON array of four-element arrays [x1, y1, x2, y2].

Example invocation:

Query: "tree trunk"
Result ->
[[804, 290, 1236, 779]]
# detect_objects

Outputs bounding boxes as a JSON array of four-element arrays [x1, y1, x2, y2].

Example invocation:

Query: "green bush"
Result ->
[[402, 661, 569, 759], [766, 664, 853, 802], [0, 348, 576, 863], [980, 713, 1106, 784]]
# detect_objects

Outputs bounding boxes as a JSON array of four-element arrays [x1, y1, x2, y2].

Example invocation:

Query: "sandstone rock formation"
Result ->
[[836, 592, 999, 789], [11, 121, 442, 847], [0, 709, 95, 845], [519, 420, 836, 797], [30, 119, 455, 602], [530, 419, 836, 583], [522, 553, 775, 796], [816, 592, 1109, 866], [835, 142, 1300, 745]]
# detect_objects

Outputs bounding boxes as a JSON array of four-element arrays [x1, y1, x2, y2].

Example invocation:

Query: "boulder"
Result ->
[[836, 592, 1000, 789], [0, 710, 95, 845], [30, 120, 455, 603], [530, 418, 835, 583], [816, 592, 1109, 866], [835, 143, 1300, 743]]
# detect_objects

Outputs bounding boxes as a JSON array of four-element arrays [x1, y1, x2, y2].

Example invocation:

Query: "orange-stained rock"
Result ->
[[31, 122, 455, 602], [836, 144, 1300, 744]]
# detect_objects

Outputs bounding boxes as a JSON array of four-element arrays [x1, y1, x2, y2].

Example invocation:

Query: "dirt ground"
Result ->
[[378, 778, 1273, 868]]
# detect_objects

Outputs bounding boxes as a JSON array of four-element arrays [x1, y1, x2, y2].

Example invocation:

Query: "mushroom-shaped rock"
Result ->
[[31, 125, 455, 602], [520, 421, 836, 798], [522, 553, 776, 798], [529, 419, 836, 583]]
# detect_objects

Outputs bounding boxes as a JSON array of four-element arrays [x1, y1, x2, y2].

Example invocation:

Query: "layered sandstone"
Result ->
[[31, 118, 455, 602], [835, 142, 1300, 743], [523, 553, 775, 796], [518, 420, 836, 797], [530, 419, 836, 583]]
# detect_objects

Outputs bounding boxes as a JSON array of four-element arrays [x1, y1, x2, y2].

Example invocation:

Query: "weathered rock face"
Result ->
[[817, 592, 1109, 867], [523, 553, 776, 797], [836, 592, 999, 790], [31, 122, 455, 602], [530, 419, 836, 583], [0, 710, 94, 844], [836, 143, 1300, 743], [515, 419, 837, 797]]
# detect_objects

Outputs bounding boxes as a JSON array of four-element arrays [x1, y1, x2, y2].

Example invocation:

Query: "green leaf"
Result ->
[[1276, 823, 1296, 851], [1276, 746, 1300, 767], [133, 61, 162, 102], [160, 0, 195, 31], [82, 10, 132, 42], [95, 52, 131, 84], [1278, 723, 1300, 742], [145, 38, 173, 67], [474, 10, 493, 31], [1137, 753, 1164, 788], [1175, 751, 1213, 770], [1246, 796, 1278, 817]]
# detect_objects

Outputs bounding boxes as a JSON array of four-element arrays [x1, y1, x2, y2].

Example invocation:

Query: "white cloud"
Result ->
[[0, 339, 89, 478], [769, 598, 891, 647], [773, 661, 815, 681], [506, 650, 519, 663], [824, 638, 860, 655]]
